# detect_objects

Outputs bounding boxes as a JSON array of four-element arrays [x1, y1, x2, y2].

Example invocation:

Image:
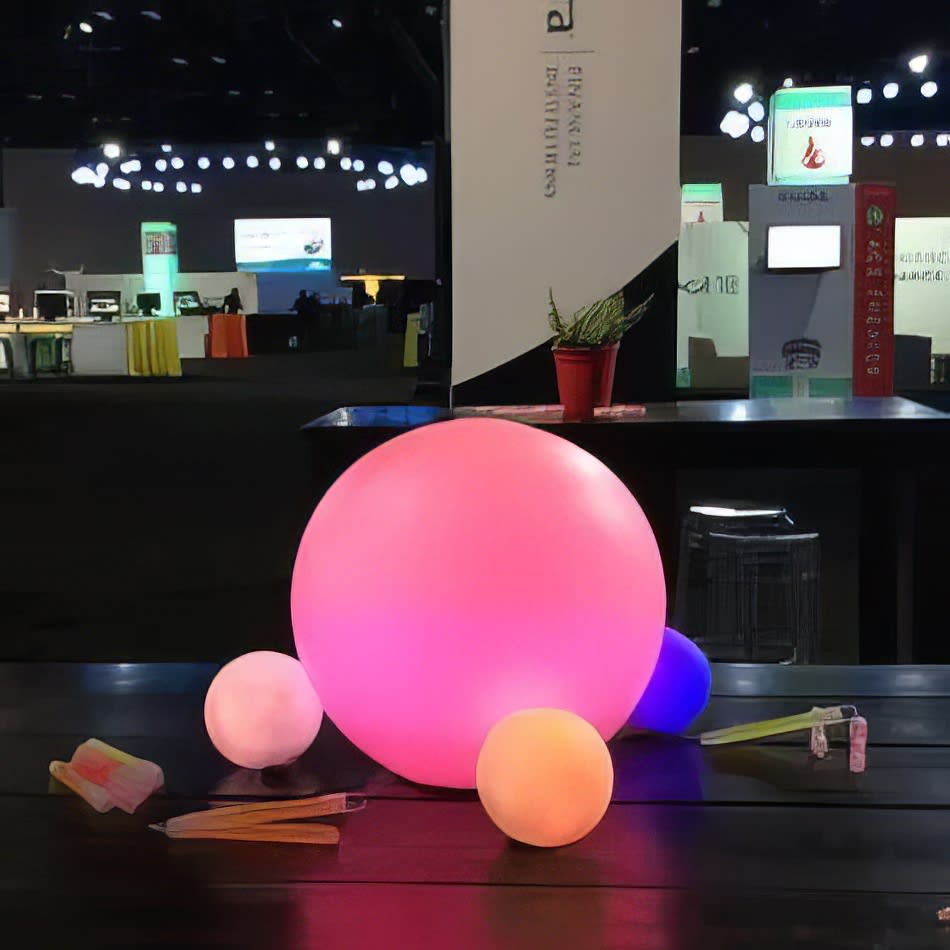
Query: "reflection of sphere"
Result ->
[[476, 709, 614, 847], [292, 418, 666, 788], [629, 628, 712, 735], [204, 652, 324, 770]]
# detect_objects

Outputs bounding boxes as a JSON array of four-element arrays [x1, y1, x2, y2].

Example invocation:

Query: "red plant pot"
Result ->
[[553, 348, 596, 422], [592, 343, 620, 408]]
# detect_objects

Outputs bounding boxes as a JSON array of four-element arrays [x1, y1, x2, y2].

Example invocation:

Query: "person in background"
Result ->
[[224, 288, 244, 314], [292, 289, 309, 315], [308, 291, 323, 317]]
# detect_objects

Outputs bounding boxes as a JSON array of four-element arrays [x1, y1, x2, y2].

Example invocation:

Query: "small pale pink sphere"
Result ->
[[204, 651, 324, 770], [292, 418, 666, 789]]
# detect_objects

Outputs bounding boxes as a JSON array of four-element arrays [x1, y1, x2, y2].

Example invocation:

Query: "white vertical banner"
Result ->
[[450, 0, 682, 386]]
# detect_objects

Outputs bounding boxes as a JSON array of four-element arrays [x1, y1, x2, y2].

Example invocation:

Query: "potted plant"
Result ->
[[548, 289, 652, 421]]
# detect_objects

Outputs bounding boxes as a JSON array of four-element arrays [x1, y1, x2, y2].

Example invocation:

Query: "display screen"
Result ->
[[767, 225, 842, 270], [234, 218, 333, 273]]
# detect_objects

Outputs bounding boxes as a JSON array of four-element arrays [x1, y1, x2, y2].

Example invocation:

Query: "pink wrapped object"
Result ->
[[849, 717, 868, 773]]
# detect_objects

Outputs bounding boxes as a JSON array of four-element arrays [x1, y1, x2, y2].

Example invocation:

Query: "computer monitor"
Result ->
[[174, 291, 204, 315], [0, 292, 9, 316], [35, 290, 75, 320], [87, 291, 121, 320], [137, 292, 162, 317]]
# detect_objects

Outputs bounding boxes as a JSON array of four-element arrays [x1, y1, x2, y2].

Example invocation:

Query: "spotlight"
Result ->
[[269, 156, 281, 170], [856, 88, 873, 105], [142, 180, 153, 190], [314, 157, 326, 169], [95, 162, 109, 178], [71, 167, 100, 185], [103, 142, 121, 159], [377, 160, 395, 176], [356, 180, 368, 192], [79, 21, 94, 34], [327, 138, 342, 155], [880, 133, 895, 148], [922, 81, 939, 98], [112, 178, 131, 190], [340, 157, 352, 170], [153, 181, 165, 192], [719, 110, 750, 139], [222, 156, 235, 170], [883, 82, 900, 99], [228, 89, 241, 96], [909, 54, 929, 74], [912, 134, 925, 147], [94, 11, 114, 20], [265, 140, 276, 151], [352, 159, 365, 172], [331, 18, 343, 29], [211, 55, 227, 64], [171, 57, 188, 66], [782, 77, 794, 88], [155, 158, 168, 172], [296, 156, 309, 169], [161, 144, 173, 153], [93, 177, 106, 189], [365, 179, 376, 190], [860, 136, 876, 147], [733, 83, 754, 104], [748, 101, 766, 123], [385, 175, 399, 190], [938, 134, 949, 147], [141, 10, 162, 21], [176, 181, 187, 193], [400, 163, 419, 185], [191, 183, 202, 194], [246, 155, 259, 168], [119, 159, 142, 174], [170, 156, 184, 170], [415, 168, 428, 184], [750, 126, 765, 143], [197, 156, 210, 169]]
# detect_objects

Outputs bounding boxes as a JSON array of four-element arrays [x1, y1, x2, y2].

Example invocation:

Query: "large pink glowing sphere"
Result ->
[[291, 418, 666, 788], [204, 651, 324, 770]]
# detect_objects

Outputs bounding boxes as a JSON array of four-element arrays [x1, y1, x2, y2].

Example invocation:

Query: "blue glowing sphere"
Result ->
[[628, 627, 712, 735]]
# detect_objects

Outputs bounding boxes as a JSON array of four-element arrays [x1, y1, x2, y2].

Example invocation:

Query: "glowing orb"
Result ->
[[476, 708, 614, 847], [628, 627, 712, 735], [292, 418, 666, 788], [204, 651, 324, 770]]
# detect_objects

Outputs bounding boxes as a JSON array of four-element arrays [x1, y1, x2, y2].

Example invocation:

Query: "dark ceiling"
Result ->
[[683, 0, 950, 136], [1, 0, 444, 149]]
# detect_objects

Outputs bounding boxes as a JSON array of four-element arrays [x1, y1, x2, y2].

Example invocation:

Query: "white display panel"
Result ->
[[767, 225, 842, 270], [895, 217, 950, 353], [234, 218, 333, 273]]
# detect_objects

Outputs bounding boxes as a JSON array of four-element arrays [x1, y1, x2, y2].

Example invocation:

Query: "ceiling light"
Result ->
[[330, 18, 343, 29], [782, 77, 794, 88], [377, 160, 395, 176], [119, 159, 141, 174], [938, 134, 949, 147], [112, 178, 131, 190], [720, 110, 750, 139], [264, 140, 276, 151], [191, 183, 202, 194], [26, 93, 43, 101], [860, 136, 876, 147], [340, 157, 352, 171], [884, 82, 900, 99], [94, 11, 114, 20], [79, 21, 94, 34], [856, 88, 873, 105], [909, 54, 929, 74], [327, 138, 342, 155], [94, 178, 106, 189], [197, 156, 210, 170], [356, 180, 367, 192], [71, 167, 100, 185], [416, 168, 429, 184], [142, 180, 153, 190], [912, 134, 925, 147], [751, 125, 765, 143], [352, 159, 365, 172], [103, 142, 121, 159], [365, 179, 377, 190], [141, 11, 162, 21], [153, 181, 165, 192], [922, 81, 939, 98], [748, 101, 766, 123], [400, 163, 419, 185], [161, 144, 173, 153], [228, 89, 241, 96], [296, 156, 309, 169], [222, 156, 235, 170], [269, 156, 281, 170], [170, 156, 184, 170], [246, 155, 259, 168], [155, 158, 168, 172], [880, 133, 895, 148], [314, 157, 326, 170], [96, 162, 109, 177], [385, 176, 399, 190], [264, 89, 274, 96], [733, 83, 754, 104], [171, 57, 188, 66], [211, 55, 226, 64], [176, 181, 187, 193]]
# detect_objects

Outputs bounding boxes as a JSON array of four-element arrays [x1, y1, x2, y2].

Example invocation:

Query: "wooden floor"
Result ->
[[4, 662, 950, 948]]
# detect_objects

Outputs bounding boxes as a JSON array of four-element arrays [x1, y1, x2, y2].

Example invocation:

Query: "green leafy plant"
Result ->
[[548, 289, 653, 349]]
